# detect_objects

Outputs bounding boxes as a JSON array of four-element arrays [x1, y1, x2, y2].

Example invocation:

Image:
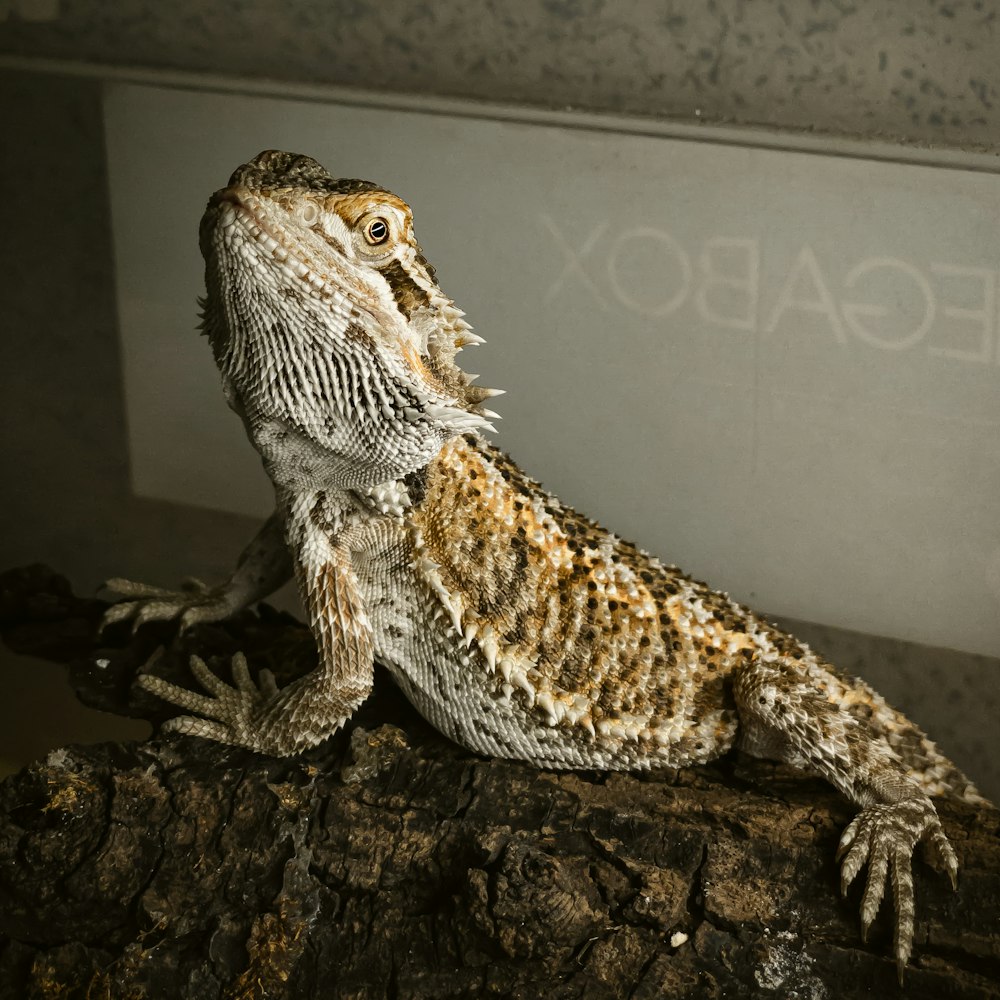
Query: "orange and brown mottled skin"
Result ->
[[410, 433, 760, 766]]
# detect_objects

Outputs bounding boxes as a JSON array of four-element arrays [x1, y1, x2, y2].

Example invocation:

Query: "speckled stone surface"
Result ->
[[1, 0, 998, 151]]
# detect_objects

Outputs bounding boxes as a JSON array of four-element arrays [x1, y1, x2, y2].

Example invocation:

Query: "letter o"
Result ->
[[607, 227, 692, 317]]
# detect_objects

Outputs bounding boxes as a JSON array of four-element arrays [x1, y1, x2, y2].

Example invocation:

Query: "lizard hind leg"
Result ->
[[732, 654, 959, 980]]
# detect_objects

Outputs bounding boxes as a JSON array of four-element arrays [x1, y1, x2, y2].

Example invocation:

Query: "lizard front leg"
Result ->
[[103, 511, 293, 630], [139, 493, 374, 756], [733, 656, 957, 981]]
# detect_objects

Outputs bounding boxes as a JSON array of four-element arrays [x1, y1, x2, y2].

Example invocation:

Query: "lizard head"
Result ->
[[198, 149, 502, 487]]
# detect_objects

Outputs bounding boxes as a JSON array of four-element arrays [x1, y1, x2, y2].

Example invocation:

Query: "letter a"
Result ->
[[764, 245, 846, 344]]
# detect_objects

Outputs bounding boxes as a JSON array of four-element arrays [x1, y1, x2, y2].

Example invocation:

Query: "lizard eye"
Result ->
[[363, 217, 390, 245]]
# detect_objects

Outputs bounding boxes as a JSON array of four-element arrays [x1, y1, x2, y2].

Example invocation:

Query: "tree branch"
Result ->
[[1, 565, 997, 999]]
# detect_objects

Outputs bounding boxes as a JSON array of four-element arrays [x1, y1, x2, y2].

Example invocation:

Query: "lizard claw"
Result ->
[[836, 797, 957, 976]]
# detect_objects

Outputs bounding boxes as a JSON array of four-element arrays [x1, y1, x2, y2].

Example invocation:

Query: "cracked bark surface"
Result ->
[[0, 564, 998, 1000]]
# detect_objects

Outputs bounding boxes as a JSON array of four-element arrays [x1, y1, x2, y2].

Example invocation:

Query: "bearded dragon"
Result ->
[[104, 150, 984, 979]]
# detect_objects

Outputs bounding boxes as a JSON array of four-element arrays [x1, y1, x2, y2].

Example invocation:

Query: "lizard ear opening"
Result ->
[[295, 201, 321, 227]]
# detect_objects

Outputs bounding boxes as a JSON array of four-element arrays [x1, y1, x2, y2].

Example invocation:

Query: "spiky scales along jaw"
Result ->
[[197, 149, 500, 490]]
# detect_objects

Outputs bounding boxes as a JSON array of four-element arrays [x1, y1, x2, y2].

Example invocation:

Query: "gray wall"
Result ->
[[0, 1, 997, 796]]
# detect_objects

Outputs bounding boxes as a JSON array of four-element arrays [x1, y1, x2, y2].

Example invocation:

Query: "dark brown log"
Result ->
[[0, 564, 998, 999]]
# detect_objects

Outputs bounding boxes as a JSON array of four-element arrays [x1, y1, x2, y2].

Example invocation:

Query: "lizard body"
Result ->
[[106, 151, 984, 978]]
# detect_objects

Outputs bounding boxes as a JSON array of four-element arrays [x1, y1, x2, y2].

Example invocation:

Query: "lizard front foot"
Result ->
[[138, 652, 282, 751], [140, 652, 365, 756], [102, 577, 240, 632], [837, 796, 958, 982]]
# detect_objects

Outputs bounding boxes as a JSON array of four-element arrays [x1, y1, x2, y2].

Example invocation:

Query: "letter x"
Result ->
[[540, 215, 609, 309]]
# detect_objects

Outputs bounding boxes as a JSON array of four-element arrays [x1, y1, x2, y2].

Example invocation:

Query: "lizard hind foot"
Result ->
[[836, 796, 958, 979]]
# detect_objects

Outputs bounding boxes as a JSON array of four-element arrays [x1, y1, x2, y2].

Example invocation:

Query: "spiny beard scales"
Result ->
[[197, 149, 502, 489], [203, 240, 459, 489]]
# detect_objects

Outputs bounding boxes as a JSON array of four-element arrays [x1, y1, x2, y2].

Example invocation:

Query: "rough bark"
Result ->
[[0, 564, 997, 1000]]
